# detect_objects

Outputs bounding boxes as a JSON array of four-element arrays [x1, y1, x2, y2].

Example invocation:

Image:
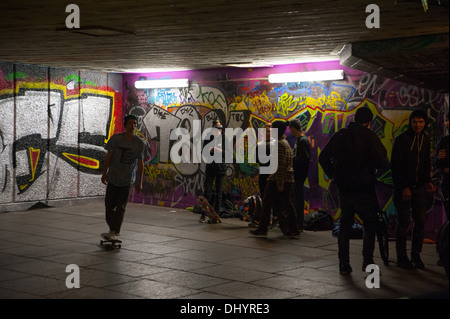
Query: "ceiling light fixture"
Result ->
[[134, 79, 189, 89], [268, 70, 344, 83]]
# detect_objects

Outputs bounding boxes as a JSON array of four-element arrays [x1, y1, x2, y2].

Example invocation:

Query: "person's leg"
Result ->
[[292, 178, 306, 230], [105, 183, 118, 232], [356, 189, 378, 267], [394, 188, 415, 269], [110, 185, 131, 235], [279, 183, 298, 235], [410, 187, 427, 268], [337, 188, 355, 273], [213, 174, 225, 214], [201, 173, 214, 220], [254, 180, 277, 233]]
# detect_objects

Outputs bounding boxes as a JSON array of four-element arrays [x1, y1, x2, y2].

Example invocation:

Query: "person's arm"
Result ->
[[136, 158, 144, 193], [101, 150, 113, 185], [318, 137, 336, 180]]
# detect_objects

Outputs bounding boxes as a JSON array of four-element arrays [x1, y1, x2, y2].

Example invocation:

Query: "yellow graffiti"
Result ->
[[298, 91, 348, 110], [233, 91, 275, 121], [275, 93, 299, 116], [144, 163, 176, 182]]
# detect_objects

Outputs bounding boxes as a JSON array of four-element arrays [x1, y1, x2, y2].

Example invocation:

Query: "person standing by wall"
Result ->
[[391, 109, 436, 270], [289, 118, 310, 231], [101, 114, 148, 240], [250, 120, 298, 237], [319, 107, 388, 275], [199, 120, 227, 222]]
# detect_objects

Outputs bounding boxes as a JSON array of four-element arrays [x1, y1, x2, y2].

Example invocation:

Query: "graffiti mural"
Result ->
[[0, 63, 122, 208], [124, 69, 448, 239]]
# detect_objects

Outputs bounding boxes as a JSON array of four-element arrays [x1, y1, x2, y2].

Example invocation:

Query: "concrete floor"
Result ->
[[0, 200, 448, 301]]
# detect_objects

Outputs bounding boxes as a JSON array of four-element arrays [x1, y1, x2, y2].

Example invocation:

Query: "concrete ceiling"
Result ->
[[0, 0, 448, 91]]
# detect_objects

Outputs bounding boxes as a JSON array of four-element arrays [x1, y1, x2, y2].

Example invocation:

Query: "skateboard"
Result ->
[[100, 238, 122, 249], [197, 195, 221, 224]]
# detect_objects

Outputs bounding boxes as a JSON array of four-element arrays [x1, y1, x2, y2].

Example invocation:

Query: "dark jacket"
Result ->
[[319, 122, 387, 190], [205, 133, 226, 175], [293, 135, 310, 181], [391, 111, 432, 190]]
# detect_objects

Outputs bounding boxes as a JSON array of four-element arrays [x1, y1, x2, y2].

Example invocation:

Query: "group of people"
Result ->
[[100, 109, 449, 275], [319, 108, 449, 274]]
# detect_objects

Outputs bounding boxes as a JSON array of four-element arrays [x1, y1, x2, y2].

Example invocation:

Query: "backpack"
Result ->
[[303, 210, 334, 231]]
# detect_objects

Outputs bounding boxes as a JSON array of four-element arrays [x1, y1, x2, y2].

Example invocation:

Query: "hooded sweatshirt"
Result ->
[[319, 121, 387, 190], [391, 110, 432, 190]]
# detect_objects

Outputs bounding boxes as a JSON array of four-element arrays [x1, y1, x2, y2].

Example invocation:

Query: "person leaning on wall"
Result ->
[[391, 109, 436, 270]]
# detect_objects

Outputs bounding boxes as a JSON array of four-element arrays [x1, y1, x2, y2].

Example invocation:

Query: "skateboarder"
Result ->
[[101, 114, 149, 240]]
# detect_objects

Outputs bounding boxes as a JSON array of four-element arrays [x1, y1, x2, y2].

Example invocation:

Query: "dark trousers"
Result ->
[[105, 183, 131, 234], [259, 174, 284, 226], [259, 180, 298, 234], [203, 173, 225, 214], [292, 177, 306, 229], [394, 186, 427, 258], [338, 187, 378, 264]]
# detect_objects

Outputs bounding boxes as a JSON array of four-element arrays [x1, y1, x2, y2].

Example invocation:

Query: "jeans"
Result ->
[[203, 173, 225, 214], [394, 186, 427, 258], [105, 183, 131, 234], [337, 187, 378, 264], [259, 180, 298, 234]]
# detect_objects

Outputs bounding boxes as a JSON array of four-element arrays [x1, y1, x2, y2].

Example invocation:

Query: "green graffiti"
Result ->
[[5, 72, 27, 81]]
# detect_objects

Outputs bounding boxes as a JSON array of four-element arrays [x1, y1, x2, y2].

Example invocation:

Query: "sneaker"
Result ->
[[283, 231, 300, 238], [101, 230, 116, 240], [339, 262, 352, 275], [250, 229, 267, 236], [198, 216, 206, 223], [397, 257, 416, 270], [411, 254, 425, 269]]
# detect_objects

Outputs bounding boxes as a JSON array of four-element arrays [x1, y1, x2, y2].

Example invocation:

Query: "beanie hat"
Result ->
[[354, 107, 373, 124], [272, 120, 288, 139]]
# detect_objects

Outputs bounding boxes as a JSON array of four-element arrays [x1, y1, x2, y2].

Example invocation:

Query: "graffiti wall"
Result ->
[[123, 61, 448, 237], [0, 62, 123, 211]]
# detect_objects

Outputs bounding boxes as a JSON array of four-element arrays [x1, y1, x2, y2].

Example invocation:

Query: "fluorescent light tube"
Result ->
[[135, 78, 189, 89], [268, 70, 344, 83]]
